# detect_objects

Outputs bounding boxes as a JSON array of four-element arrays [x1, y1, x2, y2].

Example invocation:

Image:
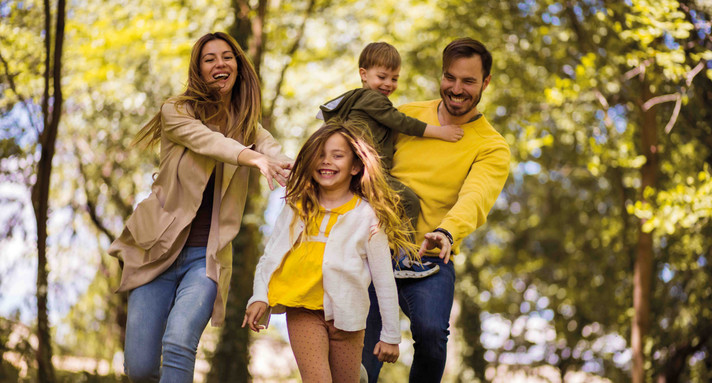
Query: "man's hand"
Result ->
[[373, 341, 399, 363], [418, 231, 452, 263], [242, 302, 268, 332]]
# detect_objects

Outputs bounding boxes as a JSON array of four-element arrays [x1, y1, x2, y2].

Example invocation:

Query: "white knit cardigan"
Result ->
[[247, 199, 401, 344]]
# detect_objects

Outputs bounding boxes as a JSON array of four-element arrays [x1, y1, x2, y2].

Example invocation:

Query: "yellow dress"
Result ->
[[267, 194, 361, 310]]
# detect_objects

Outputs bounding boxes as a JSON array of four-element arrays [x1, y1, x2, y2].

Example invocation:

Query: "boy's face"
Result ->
[[359, 66, 400, 97]]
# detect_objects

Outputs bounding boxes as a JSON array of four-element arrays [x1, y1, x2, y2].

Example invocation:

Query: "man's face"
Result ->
[[439, 55, 491, 118]]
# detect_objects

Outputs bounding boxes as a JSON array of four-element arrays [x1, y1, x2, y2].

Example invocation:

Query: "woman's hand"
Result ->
[[373, 341, 399, 363], [238, 149, 293, 190], [242, 301, 269, 332]]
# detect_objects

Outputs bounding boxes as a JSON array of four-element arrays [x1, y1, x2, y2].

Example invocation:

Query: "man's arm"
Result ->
[[438, 138, 510, 247]]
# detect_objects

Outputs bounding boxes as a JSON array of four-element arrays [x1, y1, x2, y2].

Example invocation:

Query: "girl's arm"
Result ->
[[244, 205, 295, 331], [366, 224, 401, 345], [242, 302, 268, 332], [373, 340, 399, 363]]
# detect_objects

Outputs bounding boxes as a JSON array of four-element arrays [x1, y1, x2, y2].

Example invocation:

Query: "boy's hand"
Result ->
[[242, 302, 268, 332], [373, 341, 399, 363], [438, 124, 464, 142]]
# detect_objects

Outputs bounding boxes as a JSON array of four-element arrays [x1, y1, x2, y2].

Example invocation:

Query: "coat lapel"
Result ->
[[221, 162, 237, 198]]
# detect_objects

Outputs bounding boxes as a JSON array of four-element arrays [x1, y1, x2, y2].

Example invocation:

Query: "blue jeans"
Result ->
[[124, 247, 217, 383], [362, 256, 455, 383]]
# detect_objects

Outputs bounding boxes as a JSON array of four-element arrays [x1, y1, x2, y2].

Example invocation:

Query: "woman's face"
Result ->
[[199, 39, 238, 95]]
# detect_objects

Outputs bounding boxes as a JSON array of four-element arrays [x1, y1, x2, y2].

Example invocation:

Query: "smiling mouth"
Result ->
[[448, 94, 469, 103], [213, 73, 229, 80], [319, 170, 336, 175]]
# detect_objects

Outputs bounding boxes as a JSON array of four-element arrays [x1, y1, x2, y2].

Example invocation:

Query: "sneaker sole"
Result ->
[[394, 264, 440, 279]]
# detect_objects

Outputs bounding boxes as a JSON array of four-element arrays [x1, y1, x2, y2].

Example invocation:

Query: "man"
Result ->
[[362, 37, 511, 382]]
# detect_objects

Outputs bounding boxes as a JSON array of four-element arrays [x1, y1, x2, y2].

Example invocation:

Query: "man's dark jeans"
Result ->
[[362, 256, 455, 382]]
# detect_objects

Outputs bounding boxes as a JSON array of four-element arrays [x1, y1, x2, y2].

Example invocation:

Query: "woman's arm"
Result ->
[[161, 100, 248, 164], [162, 101, 291, 189], [237, 148, 291, 190]]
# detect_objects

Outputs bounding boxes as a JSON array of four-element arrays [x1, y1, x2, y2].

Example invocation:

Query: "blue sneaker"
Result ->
[[393, 257, 440, 279]]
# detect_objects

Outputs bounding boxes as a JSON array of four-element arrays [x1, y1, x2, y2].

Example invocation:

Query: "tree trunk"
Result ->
[[208, 1, 314, 379], [32, 0, 65, 381], [207, 2, 268, 381], [632, 83, 658, 383], [206, 169, 263, 383]]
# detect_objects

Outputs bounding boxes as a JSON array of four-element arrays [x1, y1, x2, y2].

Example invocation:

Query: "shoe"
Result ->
[[393, 257, 440, 279]]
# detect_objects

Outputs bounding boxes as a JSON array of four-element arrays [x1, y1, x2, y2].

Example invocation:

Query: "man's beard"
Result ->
[[440, 84, 483, 117]]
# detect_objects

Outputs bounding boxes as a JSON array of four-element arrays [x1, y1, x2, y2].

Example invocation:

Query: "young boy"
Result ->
[[317, 42, 463, 278]]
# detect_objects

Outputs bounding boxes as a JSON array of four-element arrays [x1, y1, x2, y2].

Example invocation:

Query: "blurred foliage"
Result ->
[[1, 0, 712, 381]]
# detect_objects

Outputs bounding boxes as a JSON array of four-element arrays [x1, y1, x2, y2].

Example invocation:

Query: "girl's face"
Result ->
[[199, 39, 238, 95], [313, 133, 360, 195]]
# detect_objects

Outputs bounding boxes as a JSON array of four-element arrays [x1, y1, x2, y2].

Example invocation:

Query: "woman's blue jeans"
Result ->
[[362, 256, 455, 382], [124, 246, 217, 383]]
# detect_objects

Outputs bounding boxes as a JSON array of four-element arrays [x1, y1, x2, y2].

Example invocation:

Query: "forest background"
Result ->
[[1, 0, 712, 382]]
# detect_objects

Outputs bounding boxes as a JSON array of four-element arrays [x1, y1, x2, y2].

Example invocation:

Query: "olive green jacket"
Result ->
[[319, 88, 426, 170]]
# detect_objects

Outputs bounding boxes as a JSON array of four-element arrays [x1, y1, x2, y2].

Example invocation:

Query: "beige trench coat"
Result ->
[[108, 99, 290, 326]]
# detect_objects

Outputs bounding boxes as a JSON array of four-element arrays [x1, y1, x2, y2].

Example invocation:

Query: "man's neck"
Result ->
[[437, 101, 481, 125]]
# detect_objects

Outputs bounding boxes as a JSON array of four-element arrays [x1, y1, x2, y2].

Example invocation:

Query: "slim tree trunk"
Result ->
[[207, 2, 268, 381], [32, 0, 65, 381], [632, 83, 658, 383]]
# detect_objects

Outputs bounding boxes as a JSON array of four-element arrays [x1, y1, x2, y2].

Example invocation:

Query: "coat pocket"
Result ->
[[125, 195, 176, 250]]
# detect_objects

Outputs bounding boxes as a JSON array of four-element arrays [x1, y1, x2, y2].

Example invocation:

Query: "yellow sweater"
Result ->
[[391, 100, 510, 256]]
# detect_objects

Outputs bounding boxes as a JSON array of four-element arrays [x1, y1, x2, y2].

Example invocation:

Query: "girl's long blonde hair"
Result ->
[[133, 32, 262, 147], [284, 120, 418, 259]]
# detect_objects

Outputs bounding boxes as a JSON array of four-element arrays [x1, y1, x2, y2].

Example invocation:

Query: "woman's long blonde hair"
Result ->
[[284, 120, 418, 259], [133, 32, 261, 147]]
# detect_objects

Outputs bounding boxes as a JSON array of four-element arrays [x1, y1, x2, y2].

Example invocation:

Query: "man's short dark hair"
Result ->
[[442, 38, 492, 80]]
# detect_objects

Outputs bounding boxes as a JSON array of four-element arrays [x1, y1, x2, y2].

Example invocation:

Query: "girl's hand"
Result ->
[[238, 149, 292, 190], [242, 302, 268, 332], [418, 231, 452, 263], [373, 341, 399, 363]]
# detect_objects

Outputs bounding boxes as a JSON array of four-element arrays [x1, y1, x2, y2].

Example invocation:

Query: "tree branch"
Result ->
[[266, 0, 317, 118], [77, 160, 117, 243], [664, 95, 682, 134], [642, 93, 679, 111], [0, 48, 41, 137]]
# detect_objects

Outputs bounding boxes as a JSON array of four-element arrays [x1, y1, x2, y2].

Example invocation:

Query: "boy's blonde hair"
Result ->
[[358, 42, 401, 71], [284, 120, 417, 260]]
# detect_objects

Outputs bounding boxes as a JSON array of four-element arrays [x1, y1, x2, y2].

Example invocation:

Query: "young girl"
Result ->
[[242, 120, 417, 382]]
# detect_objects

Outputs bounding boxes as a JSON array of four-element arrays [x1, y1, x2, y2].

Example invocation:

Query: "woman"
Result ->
[[108, 32, 292, 382]]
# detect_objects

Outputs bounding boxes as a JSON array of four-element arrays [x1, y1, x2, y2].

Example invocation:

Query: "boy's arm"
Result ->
[[357, 91, 463, 142], [423, 124, 464, 142]]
